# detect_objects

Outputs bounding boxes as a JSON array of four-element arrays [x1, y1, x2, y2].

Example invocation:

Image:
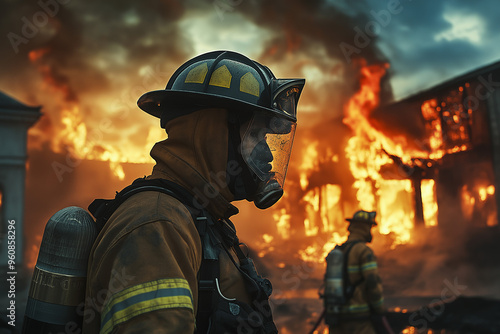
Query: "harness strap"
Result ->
[[341, 241, 364, 300], [195, 216, 223, 334], [196, 217, 218, 333], [89, 178, 200, 231]]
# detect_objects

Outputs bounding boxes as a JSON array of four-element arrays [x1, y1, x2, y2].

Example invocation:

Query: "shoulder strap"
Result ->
[[341, 240, 363, 300], [88, 177, 202, 231]]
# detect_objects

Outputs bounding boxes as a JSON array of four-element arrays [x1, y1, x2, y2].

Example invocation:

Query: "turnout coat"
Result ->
[[83, 109, 253, 333]]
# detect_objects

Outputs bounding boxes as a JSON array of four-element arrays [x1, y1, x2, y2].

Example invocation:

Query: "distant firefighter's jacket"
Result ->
[[83, 109, 253, 333], [340, 233, 384, 319]]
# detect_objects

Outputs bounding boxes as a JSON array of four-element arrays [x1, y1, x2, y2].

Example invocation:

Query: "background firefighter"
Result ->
[[83, 51, 305, 333], [326, 210, 386, 334]]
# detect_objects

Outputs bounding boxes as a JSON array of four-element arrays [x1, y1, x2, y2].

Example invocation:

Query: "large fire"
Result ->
[[270, 59, 495, 264], [28, 48, 165, 180], [271, 61, 416, 262], [53, 104, 165, 180]]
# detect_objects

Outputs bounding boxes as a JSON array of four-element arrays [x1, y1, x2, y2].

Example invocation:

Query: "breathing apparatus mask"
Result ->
[[228, 83, 301, 209], [239, 112, 296, 209]]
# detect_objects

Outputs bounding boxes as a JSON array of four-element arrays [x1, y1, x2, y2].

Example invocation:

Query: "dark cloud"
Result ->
[[360, 0, 500, 98], [240, 0, 387, 63]]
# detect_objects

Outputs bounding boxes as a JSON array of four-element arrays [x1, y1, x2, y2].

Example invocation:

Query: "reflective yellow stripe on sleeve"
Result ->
[[361, 261, 378, 272], [344, 303, 370, 313], [347, 265, 361, 274], [100, 278, 193, 334]]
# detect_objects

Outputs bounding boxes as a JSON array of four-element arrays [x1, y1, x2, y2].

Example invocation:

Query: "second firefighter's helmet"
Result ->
[[346, 210, 378, 226], [137, 50, 305, 125]]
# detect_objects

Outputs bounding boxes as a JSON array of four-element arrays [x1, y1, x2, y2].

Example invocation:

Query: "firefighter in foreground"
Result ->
[[82, 51, 305, 333], [324, 210, 386, 334]]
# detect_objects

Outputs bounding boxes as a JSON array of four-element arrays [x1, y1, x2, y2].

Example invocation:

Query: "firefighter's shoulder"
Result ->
[[93, 191, 198, 258], [113, 190, 194, 231], [351, 242, 377, 262]]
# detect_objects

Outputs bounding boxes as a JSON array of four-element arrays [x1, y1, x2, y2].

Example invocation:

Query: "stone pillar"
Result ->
[[0, 92, 41, 266], [487, 89, 500, 228]]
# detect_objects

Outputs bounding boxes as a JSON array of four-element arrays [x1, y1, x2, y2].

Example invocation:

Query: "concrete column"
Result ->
[[0, 93, 41, 266], [486, 88, 500, 227]]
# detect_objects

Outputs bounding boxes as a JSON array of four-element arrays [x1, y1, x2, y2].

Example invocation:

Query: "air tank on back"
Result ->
[[324, 246, 345, 326], [23, 206, 98, 333]]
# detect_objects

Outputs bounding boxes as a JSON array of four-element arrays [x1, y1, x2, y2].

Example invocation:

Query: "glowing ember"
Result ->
[[479, 185, 495, 201], [421, 99, 443, 153], [28, 48, 50, 62]]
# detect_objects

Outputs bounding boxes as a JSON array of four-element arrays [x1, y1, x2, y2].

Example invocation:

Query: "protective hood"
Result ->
[[347, 222, 373, 243], [147, 108, 238, 219]]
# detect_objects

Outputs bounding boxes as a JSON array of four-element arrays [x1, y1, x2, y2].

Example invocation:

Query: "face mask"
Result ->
[[253, 178, 284, 209], [226, 81, 303, 209], [238, 113, 296, 209], [227, 134, 283, 209]]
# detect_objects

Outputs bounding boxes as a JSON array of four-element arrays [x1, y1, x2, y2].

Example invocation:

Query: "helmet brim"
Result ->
[[138, 90, 297, 122], [345, 218, 378, 226]]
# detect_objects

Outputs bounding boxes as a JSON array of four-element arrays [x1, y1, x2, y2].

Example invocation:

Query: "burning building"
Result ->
[[372, 60, 500, 231], [266, 59, 500, 261]]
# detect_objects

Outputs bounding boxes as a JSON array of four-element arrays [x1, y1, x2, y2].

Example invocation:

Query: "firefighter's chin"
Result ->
[[253, 179, 283, 209]]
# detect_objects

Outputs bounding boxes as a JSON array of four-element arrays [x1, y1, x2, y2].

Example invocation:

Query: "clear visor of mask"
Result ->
[[240, 113, 296, 188]]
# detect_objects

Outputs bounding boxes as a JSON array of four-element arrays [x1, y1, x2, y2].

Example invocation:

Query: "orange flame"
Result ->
[[272, 60, 424, 262], [274, 208, 291, 239], [28, 48, 164, 180], [422, 179, 438, 227], [461, 184, 497, 226], [343, 62, 416, 246], [28, 48, 50, 62]]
